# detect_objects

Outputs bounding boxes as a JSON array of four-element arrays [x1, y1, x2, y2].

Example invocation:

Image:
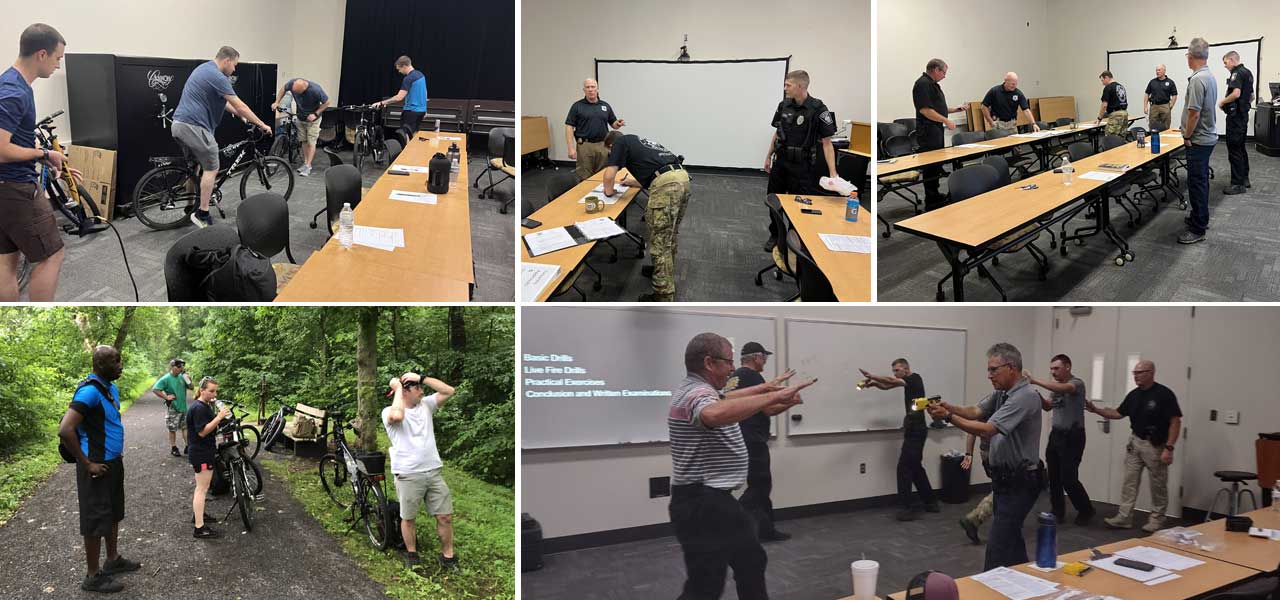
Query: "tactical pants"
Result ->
[[1046, 427, 1094, 518], [1104, 110, 1130, 136], [897, 426, 937, 508], [1148, 103, 1172, 133], [646, 169, 692, 301], [574, 140, 609, 180], [1226, 111, 1250, 186], [1113, 435, 1169, 528], [966, 449, 993, 525], [992, 119, 1017, 133], [739, 440, 778, 536], [670, 484, 769, 600]]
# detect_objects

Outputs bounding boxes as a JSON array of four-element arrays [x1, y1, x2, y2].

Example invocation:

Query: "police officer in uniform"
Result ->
[[763, 70, 838, 249], [912, 59, 967, 210], [1219, 51, 1254, 195], [981, 72, 1039, 133], [601, 132, 689, 302], [1097, 71, 1130, 136], [1144, 64, 1178, 132], [928, 343, 1044, 571], [565, 78, 624, 180], [724, 342, 797, 542]]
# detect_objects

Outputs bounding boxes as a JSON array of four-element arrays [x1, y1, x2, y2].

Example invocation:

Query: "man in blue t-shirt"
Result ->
[[374, 55, 427, 141], [57, 345, 142, 593], [0, 23, 76, 302], [171, 46, 272, 228]]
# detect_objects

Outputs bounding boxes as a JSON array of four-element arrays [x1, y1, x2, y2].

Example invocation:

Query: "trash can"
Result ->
[[522, 513, 544, 572], [940, 454, 971, 504]]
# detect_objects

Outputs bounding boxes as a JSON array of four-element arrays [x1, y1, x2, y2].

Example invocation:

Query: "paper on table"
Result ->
[[389, 190, 438, 204], [1114, 545, 1205, 571], [521, 263, 561, 300], [390, 164, 430, 174], [957, 143, 996, 148], [1079, 171, 1122, 182], [970, 567, 1060, 600], [439, 136, 462, 140], [1085, 556, 1174, 582], [1145, 573, 1182, 586], [352, 226, 404, 251], [574, 217, 626, 240], [591, 183, 628, 195], [524, 227, 578, 257], [578, 192, 620, 205], [818, 233, 873, 254]]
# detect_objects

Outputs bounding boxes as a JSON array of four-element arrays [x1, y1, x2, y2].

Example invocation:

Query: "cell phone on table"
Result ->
[[521, 218, 542, 229], [1114, 558, 1155, 572], [794, 196, 813, 205], [800, 208, 822, 215]]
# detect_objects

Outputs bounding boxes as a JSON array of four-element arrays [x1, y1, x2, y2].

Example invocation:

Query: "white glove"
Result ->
[[820, 176, 856, 196]]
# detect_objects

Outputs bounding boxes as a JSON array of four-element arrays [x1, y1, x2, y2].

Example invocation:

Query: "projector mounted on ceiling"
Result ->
[[677, 34, 690, 62]]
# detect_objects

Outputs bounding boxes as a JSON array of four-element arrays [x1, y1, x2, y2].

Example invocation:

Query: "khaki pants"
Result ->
[[1114, 435, 1169, 526], [992, 120, 1017, 133], [1104, 110, 1130, 137], [574, 140, 609, 180], [1148, 104, 1172, 132], [645, 169, 691, 301]]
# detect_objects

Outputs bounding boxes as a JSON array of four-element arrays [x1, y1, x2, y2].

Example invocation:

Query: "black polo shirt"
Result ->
[[771, 95, 837, 149], [605, 134, 678, 188], [1145, 77, 1177, 105], [902, 372, 927, 430], [913, 72, 947, 130], [727, 366, 769, 443], [1101, 81, 1129, 112], [1227, 64, 1254, 111], [982, 84, 1029, 121], [1117, 382, 1182, 446], [564, 98, 618, 142]]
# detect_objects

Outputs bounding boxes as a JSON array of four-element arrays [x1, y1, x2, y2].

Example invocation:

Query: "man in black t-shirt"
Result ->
[[1144, 64, 1178, 132], [1097, 70, 1130, 136], [601, 132, 689, 302], [1219, 51, 1254, 194], [565, 78, 625, 180], [912, 59, 967, 210], [981, 72, 1039, 133], [1087, 360, 1182, 532], [860, 358, 939, 520], [723, 341, 794, 541]]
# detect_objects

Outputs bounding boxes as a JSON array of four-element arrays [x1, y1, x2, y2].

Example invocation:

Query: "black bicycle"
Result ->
[[258, 404, 296, 453], [35, 111, 106, 238], [269, 107, 302, 166], [317, 410, 390, 550], [131, 123, 294, 230], [340, 104, 389, 173], [215, 401, 263, 532]]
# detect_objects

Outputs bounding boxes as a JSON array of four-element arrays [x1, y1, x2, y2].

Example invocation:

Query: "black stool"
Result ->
[[1207, 470, 1259, 521]]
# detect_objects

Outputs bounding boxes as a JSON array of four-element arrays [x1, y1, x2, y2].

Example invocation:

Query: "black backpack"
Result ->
[[58, 378, 116, 464], [383, 499, 406, 550], [186, 244, 277, 301]]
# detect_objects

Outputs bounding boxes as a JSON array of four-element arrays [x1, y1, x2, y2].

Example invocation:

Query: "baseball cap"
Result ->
[[170, 358, 185, 367], [905, 571, 958, 600], [740, 342, 772, 356]]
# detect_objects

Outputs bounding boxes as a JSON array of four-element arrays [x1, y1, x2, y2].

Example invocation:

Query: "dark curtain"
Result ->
[[339, 0, 514, 104]]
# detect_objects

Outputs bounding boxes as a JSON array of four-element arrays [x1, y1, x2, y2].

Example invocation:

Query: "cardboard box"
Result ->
[[66, 145, 116, 221]]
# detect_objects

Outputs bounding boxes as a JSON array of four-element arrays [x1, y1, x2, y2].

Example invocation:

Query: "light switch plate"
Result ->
[[1225, 410, 1240, 425]]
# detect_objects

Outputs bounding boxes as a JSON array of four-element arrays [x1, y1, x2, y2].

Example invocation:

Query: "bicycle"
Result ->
[[215, 400, 264, 532], [317, 409, 391, 550], [339, 104, 389, 173], [131, 123, 295, 231], [34, 111, 106, 237], [269, 107, 302, 166], [258, 403, 296, 453]]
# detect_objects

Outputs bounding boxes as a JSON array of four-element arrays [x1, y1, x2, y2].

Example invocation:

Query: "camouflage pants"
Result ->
[[645, 169, 691, 301], [1148, 103, 1172, 133], [1114, 435, 1169, 526], [992, 119, 1017, 133], [967, 449, 994, 524], [574, 141, 609, 180], [1104, 110, 1130, 137]]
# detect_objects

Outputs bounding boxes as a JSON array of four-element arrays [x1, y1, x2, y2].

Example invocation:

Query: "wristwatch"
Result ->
[[1164, 444, 1175, 451]]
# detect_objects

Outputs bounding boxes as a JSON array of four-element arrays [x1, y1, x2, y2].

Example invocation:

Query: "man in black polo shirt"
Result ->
[[565, 78, 624, 180], [860, 358, 940, 521], [981, 72, 1039, 133], [1097, 71, 1130, 136], [762, 69, 838, 250], [1219, 50, 1254, 194], [601, 132, 688, 302], [1088, 360, 1182, 533], [1144, 64, 1178, 132], [724, 342, 796, 542], [913, 58, 967, 210]]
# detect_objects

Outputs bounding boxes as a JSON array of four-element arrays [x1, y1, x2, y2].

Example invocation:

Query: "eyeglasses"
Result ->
[[707, 356, 734, 366], [987, 363, 1012, 374]]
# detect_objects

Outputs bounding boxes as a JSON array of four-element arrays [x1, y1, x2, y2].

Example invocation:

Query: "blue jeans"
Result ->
[[986, 478, 1042, 570], [1186, 143, 1214, 235]]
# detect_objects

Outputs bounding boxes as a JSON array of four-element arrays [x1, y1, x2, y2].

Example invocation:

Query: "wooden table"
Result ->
[[885, 537, 1260, 600], [521, 174, 642, 301], [778, 193, 871, 301], [1147, 508, 1280, 572], [877, 122, 1106, 177], [274, 132, 474, 302], [894, 130, 1185, 301], [521, 115, 550, 155]]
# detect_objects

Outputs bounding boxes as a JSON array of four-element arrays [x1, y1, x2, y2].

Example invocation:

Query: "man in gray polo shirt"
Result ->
[[1178, 37, 1218, 245], [1027, 354, 1095, 525], [668, 332, 812, 600], [928, 342, 1043, 570]]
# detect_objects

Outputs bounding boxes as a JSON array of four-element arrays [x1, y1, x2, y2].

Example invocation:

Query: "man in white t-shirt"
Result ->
[[382, 372, 456, 570]]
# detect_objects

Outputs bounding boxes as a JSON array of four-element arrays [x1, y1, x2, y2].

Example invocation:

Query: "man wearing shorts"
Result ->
[[382, 372, 457, 570], [171, 45, 271, 228], [57, 345, 142, 593], [272, 77, 329, 177], [373, 56, 427, 142], [0, 23, 74, 301], [152, 358, 190, 457]]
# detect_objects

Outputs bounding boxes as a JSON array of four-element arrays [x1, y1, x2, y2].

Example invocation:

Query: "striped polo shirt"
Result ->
[[668, 373, 748, 490]]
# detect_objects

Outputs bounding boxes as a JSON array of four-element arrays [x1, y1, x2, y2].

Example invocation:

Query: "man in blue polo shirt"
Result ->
[[57, 345, 141, 594], [375, 55, 427, 141]]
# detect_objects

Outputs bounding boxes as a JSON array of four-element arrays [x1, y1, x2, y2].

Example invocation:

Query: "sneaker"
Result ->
[[190, 210, 213, 229], [170, 446, 180, 457], [959, 517, 981, 544], [1104, 515, 1133, 529], [923, 502, 941, 513], [640, 265, 654, 278], [298, 164, 312, 177], [81, 572, 124, 593], [403, 551, 420, 569], [1141, 521, 1165, 533], [99, 556, 141, 575], [193, 525, 222, 539], [1223, 185, 1246, 195], [896, 508, 922, 522], [759, 529, 791, 542], [438, 553, 459, 571], [1177, 230, 1205, 245]]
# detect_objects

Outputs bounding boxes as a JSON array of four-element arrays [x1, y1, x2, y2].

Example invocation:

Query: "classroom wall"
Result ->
[[1044, 0, 1280, 122], [522, 306, 1039, 539], [0, 0, 347, 142], [521, 0, 871, 162]]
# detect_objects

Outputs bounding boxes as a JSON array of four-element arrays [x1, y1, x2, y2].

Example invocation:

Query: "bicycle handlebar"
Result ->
[[338, 104, 380, 112], [36, 110, 64, 127]]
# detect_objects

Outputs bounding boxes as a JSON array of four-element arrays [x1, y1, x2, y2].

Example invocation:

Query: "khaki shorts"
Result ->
[[394, 468, 453, 518], [296, 118, 322, 145], [0, 181, 63, 262]]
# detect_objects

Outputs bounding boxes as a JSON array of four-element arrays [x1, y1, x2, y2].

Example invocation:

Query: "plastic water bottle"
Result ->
[[1061, 157, 1074, 186], [845, 190, 860, 223], [1036, 512, 1058, 568], [435, 119, 441, 132], [338, 202, 354, 249]]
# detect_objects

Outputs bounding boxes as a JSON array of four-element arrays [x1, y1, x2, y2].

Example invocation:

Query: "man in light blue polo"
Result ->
[[374, 55, 427, 141], [1177, 37, 1218, 245]]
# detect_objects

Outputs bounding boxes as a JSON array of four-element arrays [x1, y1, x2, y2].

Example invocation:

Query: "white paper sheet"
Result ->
[[1114, 545, 1205, 571], [524, 227, 578, 257], [389, 190, 438, 204], [1085, 556, 1174, 582], [957, 143, 996, 148], [438, 136, 462, 140], [817, 233, 873, 254], [390, 164, 430, 174], [970, 567, 1060, 600], [574, 217, 627, 240], [1145, 573, 1183, 586], [1079, 171, 1122, 182], [521, 263, 561, 301], [352, 226, 404, 251]]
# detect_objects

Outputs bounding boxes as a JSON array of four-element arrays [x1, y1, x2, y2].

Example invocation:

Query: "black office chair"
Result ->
[[951, 131, 986, 146], [474, 126, 516, 202], [1034, 121, 1050, 131], [986, 127, 1036, 178], [787, 231, 836, 301], [385, 138, 403, 163], [238, 192, 299, 290], [937, 164, 1046, 301], [893, 118, 917, 133], [1065, 141, 1095, 163], [163, 224, 241, 301], [754, 195, 799, 301], [1201, 561, 1279, 600], [1054, 117, 1075, 127], [985, 128, 1012, 141], [879, 135, 922, 220], [981, 156, 1012, 188], [878, 122, 910, 154], [1101, 134, 1127, 151], [545, 171, 581, 204], [311, 164, 361, 236]]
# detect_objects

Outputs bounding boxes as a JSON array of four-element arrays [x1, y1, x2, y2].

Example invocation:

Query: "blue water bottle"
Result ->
[[1036, 512, 1058, 568], [1150, 128, 1161, 154], [845, 192, 860, 223]]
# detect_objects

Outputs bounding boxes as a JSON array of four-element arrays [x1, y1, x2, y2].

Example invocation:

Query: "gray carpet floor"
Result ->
[[48, 146, 514, 302], [522, 497, 1165, 600], [521, 165, 802, 302], [878, 143, 1279, 301]]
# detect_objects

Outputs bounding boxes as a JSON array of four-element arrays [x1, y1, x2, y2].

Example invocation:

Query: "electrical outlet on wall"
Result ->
[[1225, 410, 1240, 425], [859, 463, 866, 474], [1210, 409, 1218, 421], [649, 476, 670, 498]]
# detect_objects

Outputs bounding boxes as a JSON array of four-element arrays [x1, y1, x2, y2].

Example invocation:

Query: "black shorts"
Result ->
[[76, 458, 125, 537], [400, 110, 425, 135]]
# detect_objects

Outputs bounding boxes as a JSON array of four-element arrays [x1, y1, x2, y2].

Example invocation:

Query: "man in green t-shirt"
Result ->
[[153, 358, 192, 457]]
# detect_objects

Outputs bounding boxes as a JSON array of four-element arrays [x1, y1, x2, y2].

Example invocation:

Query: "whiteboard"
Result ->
[[521, 307, 777, 448], [784, 319, 967, 435], [1107, 39, 1262, 136], [596, 58, 789, 169]]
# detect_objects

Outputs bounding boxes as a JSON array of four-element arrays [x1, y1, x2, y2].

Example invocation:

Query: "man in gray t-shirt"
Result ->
[[1027, 355, 1096, 525], [1178, 37, 1219, 244]]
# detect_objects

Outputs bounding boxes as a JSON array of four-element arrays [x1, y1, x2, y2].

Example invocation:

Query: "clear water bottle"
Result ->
[[338, 202, 354, 249], [1061, 157, 1074, 186], [435, 119, 441, 132], [1036, 512, 1058, 568], [1273, 480, 1279, 512]]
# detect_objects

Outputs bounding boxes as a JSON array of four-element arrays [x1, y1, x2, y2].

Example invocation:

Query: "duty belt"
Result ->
[[576, 137, 605, 144], [654, 163, 684, 177], [780, 145, 817, 164]]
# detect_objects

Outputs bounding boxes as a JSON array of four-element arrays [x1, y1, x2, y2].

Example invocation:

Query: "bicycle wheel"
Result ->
[[240, 156, 295, 201], [243, 456, 263, 496], [238, 424, 261, 460], [261, 413, 285, 452], [319, 454, 355, 510], [133, 164, 197, 230], [233, 460, 254, 532], [362, 480, 390, 550], [353, 131, 366, 172], [269, 135, 290, 162], [76, 184, 102, 219]]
